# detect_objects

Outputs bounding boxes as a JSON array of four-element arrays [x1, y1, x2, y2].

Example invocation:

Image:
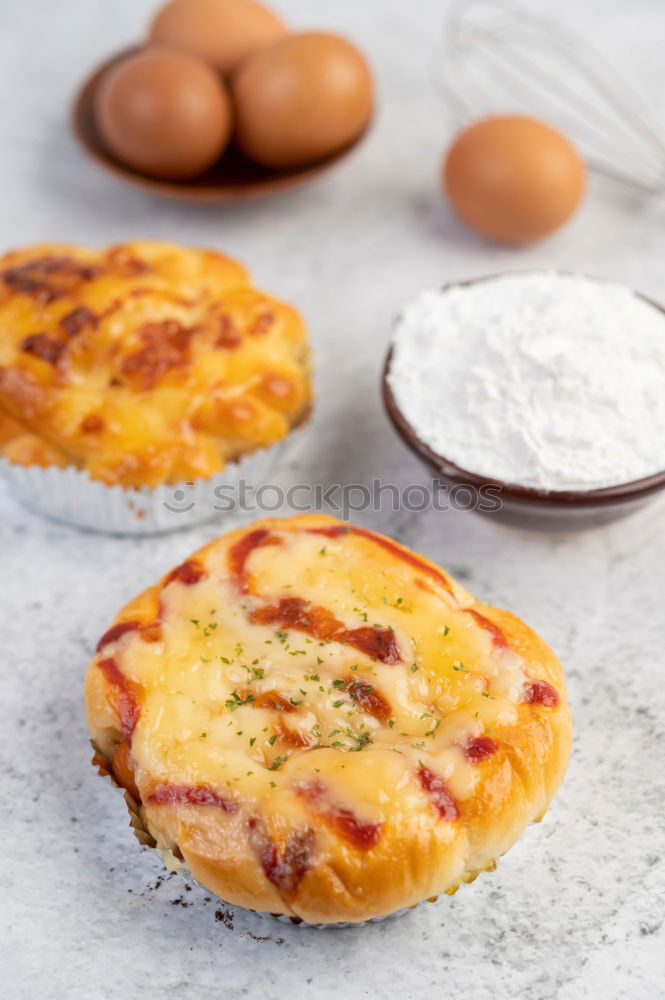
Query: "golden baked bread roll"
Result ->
[[0, 241, 310, 487], [85, 515, 572, 924]]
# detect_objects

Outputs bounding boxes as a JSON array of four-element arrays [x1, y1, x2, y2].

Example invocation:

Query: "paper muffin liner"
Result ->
[[0, 440, 285, 535], [91, 743, 444, 929]]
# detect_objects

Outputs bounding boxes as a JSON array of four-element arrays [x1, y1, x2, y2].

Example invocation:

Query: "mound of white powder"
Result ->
[[388, 272, 665, 491]]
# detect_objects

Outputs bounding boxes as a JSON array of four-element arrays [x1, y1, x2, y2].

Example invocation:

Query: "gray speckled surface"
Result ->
[[1, 0, 665, 997]]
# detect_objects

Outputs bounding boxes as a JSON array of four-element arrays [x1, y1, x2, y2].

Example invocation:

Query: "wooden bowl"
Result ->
[[72, 47, 372, 203], [382, 276, 665, 533]]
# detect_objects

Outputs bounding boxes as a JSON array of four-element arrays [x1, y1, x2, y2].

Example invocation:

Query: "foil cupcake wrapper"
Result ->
[[92, 744, 440, 929], [264, 900, 432, 929], [0, 440, 285, 535]]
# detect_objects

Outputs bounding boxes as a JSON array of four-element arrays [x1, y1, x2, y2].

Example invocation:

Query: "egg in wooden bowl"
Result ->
[[231, 31, 374, 169], [73, 0, 374, 200], [148, 0, 288, 75], [95, 46, 234, 180]]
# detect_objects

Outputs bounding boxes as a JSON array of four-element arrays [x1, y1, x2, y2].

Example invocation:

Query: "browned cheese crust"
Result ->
[[0, 241, 311, 486]]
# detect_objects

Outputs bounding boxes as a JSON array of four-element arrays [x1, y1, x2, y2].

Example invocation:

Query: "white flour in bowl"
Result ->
[[388, 272, 665, 491]]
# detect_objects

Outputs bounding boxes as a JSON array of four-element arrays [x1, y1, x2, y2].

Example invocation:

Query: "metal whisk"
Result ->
[[436, 0, 665, 195]]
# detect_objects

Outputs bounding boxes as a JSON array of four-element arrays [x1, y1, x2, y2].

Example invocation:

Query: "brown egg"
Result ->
[[232, 31, 373, 169], [443, 115, 585, 245], [95, 47, 232, 179], [148, 0, 286, 75]]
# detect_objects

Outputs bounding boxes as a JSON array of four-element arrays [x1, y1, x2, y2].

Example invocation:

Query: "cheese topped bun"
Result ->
[[85, 515, 572, 924], [0, 242, 310, 487]]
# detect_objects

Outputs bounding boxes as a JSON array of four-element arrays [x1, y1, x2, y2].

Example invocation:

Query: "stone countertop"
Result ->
[[1, 0, 664, 997]]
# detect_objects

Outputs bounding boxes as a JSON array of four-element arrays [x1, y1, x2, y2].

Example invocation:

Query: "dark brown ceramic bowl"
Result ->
[[72, 47, 372, 203], [382, 277, 665, 533]]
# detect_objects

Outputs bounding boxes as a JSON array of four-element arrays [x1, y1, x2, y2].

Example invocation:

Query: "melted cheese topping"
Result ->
[[94, 520, 558, 839], [0, 241, 310, 486]]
